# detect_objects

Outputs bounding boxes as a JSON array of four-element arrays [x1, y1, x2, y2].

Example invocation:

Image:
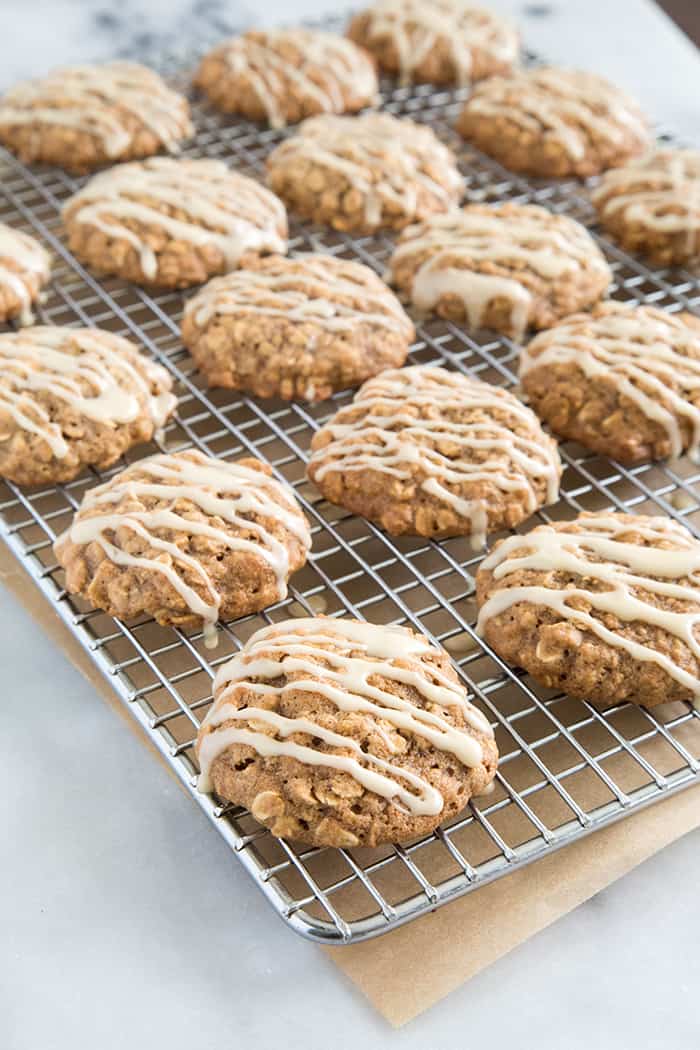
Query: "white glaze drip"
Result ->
[[521, 304, 700, 461], [63, 158, 287, 282], [58, 452, 310, 631], [0, 326, 174, 458], [592, 149, 700, 246], [477, 514, 700, 698], [389, 205, 610, 338], [268, 113, 463, 229], [357, 0, 518, 86], [466, 68, 648, 161], [198, 617, 493, 815], [308, 365, 561, 547], [184, 253, 412, 336], [0, 223, 50, 326], [0, 61, 193, 155], [215, 30, 377, 128]]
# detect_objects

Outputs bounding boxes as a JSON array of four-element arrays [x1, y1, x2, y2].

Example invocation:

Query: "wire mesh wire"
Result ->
[[1, 30, 700, 944]]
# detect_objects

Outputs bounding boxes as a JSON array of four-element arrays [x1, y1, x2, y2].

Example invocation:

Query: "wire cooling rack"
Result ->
[[2, 27, 700, 945]]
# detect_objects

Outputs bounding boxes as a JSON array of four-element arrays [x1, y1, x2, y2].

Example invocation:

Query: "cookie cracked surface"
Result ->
[[0, 326, 175, 486], [456, 67, 650, 178], [55, 450, 311, 633], [388, 203, 611, 339], [181, 253, 414, 401], [0, 222, 50, 326], [307, 364, 561, 545], [0, 61, 193, 174], [62, 157, 288, 289], [195, 29, 378, 127], [266, 112, 463, 234], [476, 512, 700, 709], [197, 616, 498, 847]]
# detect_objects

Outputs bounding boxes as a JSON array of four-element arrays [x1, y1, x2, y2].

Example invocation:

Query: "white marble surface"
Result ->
[[2, 2, 700, 1048]]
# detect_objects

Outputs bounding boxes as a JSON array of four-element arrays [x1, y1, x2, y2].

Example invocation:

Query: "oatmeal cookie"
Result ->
[[197, 616, 498, 846], [0, 61, 193, 174], [592, 149, 700, 266], [55, 450, 311, 636], [195, 29, 378, 128], [307, 364, 561, 546], [0, 326, 175, 486], [521, 302, 700, 465], [388, 203, 611, 339], [0, 222, 50, 325], [476, 512, 700, 709], [347, 0, 518, 86], [62, 157, 288, 289], [266, 112, 463, 234], [456, 67, 650, 178], [181, 253, 414, 401]]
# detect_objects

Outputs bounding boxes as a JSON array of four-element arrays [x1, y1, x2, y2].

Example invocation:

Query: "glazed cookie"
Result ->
[[0, 223, 50, 325], [347, 0, 518, 86], [0, 61, 193, 174], [388, 203, 612, 339], [592, 149, 700, 266], [266, 112, 463, 234], [194, 29, 378, 128], [55, 450, 311, 637], [521, 302, 700, 465], [197, 616, 498, 847], [307, 365, 561, 545], [62, 157, 288, 289], [181, 254, 414, 401], [0, 326, 175, 486], [476, 512, 700, 709], [456, 67, 650, 178]]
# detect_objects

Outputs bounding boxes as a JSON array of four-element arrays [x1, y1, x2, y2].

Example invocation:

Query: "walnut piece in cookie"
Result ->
[[195, 29, 378, 128], [521, 302, 700, 465], [181, 254, 414, 402], [197, 616, 498, 847], [62, 157, 288, 289], [0, 223, 50, 326], [0, 61, 193, 174], [0, 326, 175, 486], [388, 203, 611, 339], [476, 512, 700, 709], [347, 0, 519, 86], [592, 149, 700, 267], [54, 450, 311, 636], [456, 67, 650, 178], [266, 112, 463, 234], [307, 364, 561, 545]]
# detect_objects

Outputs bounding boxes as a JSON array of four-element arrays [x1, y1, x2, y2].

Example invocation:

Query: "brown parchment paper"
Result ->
[[3, 541, 699, 1029]]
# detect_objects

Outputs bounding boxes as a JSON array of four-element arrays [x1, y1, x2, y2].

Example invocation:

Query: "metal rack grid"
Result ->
[[1, 30, 700, 945]]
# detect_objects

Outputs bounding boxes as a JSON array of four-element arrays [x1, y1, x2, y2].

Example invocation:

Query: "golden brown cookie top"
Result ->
[[592, 148, 700, 234], [55, 450, 311, 640], [389, 202, 611, 338], [308, 364, 561, 546], [463, 67, 649, 163], [0, 61, 193, 157], [0, 222, 50, 325], [0, 326, 175, 462], [476, 512, 700, 703], [521, 302, 700, 461], [62, 157, 288, 282], [183, 253, 413, 337], [196, 29, 378, 127], [349, 0, 519, 85], [267, 112, 463, 228], [197, 615, 497, 845]]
